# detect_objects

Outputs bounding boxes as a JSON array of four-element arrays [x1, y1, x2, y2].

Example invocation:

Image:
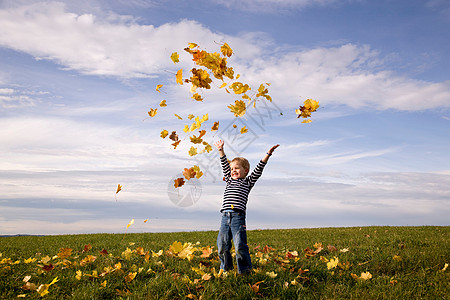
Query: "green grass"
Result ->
[[1, 226, 448, 299]]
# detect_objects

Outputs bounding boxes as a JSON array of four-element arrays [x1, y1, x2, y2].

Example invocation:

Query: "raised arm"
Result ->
[[214, 139, 225, 157], [261, 144, 280, 163]]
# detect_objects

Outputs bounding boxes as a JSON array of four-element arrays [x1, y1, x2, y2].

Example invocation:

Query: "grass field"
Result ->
[[0, 226, 448, 299]]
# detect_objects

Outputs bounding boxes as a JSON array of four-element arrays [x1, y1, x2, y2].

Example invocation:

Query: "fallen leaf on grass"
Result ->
[[249, 280, 264, 293], [266, 271, 277, 278], [37, 277, 59, 297]]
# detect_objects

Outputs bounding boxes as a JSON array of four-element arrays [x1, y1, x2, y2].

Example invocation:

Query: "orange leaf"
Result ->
[[148, 108, 157, 117], [156, 84, 163, 92], [174, 178, 185, 188], [211, 121, 219, 131], [159, 100, 167, 107], [116, 184, 122, 194], [220, 43, 233, 57], [183, 167, 197, 180], [83, 244, 92, 253], [176, 69, 183, 85]]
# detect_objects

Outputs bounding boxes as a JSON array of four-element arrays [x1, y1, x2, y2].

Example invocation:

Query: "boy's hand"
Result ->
[[268, 144, 280, 155], [214, 140, 224, 151]]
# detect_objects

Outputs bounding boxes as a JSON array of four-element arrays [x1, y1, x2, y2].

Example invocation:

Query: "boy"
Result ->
[[213, 139, 279, 274]]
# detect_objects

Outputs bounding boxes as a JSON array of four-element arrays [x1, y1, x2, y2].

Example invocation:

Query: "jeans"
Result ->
[[217, 211, 252, 274]]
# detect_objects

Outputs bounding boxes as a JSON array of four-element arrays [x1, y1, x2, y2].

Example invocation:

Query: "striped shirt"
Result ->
[[220, 155, 266, 212]]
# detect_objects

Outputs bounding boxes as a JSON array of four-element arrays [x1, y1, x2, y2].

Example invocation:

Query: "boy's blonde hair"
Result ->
[[231, 157, 250, 172]]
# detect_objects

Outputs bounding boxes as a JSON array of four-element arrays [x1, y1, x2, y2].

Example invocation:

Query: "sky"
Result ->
[[0, 0, 449, 235]]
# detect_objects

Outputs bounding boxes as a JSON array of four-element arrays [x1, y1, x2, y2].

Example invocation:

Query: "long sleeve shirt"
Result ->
[[220, 155, 266, 212]]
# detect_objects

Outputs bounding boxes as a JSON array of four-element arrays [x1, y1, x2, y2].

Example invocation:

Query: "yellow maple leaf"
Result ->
[[220, 42, 233, 57], [193, 165, 203, 178], [219, 82, 227, 88], [176, 69, 183, 85], [327, 256, 339, 270], [360, 272, 372, 280], [188, 42, 198, 49], [24, 258, 37, 264], [266, 271, 277, 278], [169, 241, 184, 254], [230, 82, 250, 94], [57, 248, 72, 259], [75, 270, 82, 280], [160, 130, 168, 138], [192, 93, 203, 101], [170, 52, 179, 63], [148, 108, 157, 117], [240, 126, 248, 134], [188, 146, 198, 156], [159, 100, 167, 107], [156, 84, 163, 92], [228, 100, 246, 117], [36, 277, 59, 297], [124, 272, 137, 283]]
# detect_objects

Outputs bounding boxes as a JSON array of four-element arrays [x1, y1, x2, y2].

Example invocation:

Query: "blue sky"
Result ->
[[0, 0, 449, 235]]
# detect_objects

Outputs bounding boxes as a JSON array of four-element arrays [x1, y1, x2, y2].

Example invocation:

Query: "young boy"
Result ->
[[213, 139, 279, 274]]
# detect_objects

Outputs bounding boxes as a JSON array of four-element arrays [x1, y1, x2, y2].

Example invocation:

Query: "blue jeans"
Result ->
[[217, 211, 252, 274]]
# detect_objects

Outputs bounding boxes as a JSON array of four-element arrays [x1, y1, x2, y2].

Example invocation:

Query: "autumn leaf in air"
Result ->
[[228, 100, 246, 117], [183, 167, 197, 180], [159, 100, 167, 107], [188, 146, 198, 156], [240, 126, 248, 134], [176, 69, 183, 85], [156, 84, 163, 92], [174, 178, 185, 188], [170, 52, 179, 63], [116, 184, 122, 194], [211, 121, 219, 131], [148, 108, 157, 117], [191, 93, 203, 101], [174, 113, 183, 120], [220, 42, 233, 57], [169, 131, 179, 141], [126, 219, 134, 230], [160, 130, 168, 138]]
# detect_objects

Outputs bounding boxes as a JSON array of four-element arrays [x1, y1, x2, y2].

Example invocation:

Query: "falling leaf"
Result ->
[[148, 108, 157, 117], [160, 130, 169, 138], [193, 165, 203, 178], [176, 69, 183, 85], [231, 204, 234, 209], [156, 84, 163, 92], [192, 93, 203, 101], [188, 146, 198, 156], [183, 167, 197, 180], [170, 52, 179, 63], [144, 219, 149, 223], [174, 178, 185, 188], [219, 82, 227, 88], [240, 126, 248, 134], [220, 43, 233, 57], [159, 100, 167, 107], [169, 131, 179, 141], [172, 140, 181, 149], [116, 184, 122, 194], [211, 121, 219, 131], [126, 219, 134, 230], [228, 100, 246, 117], [174, 113, 183, 120], [188, 42, 198, 49]]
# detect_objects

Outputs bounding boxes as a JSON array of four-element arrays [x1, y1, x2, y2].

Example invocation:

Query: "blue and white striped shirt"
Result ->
[[220, 155, 266, 212]]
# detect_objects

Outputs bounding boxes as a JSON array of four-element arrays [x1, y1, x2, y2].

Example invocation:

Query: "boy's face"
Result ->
[[230, 161, 249, 179]]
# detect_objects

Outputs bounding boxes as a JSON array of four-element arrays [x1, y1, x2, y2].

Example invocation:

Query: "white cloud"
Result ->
[[212, 0, 341, 12], [1, 2, 449, 111]]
